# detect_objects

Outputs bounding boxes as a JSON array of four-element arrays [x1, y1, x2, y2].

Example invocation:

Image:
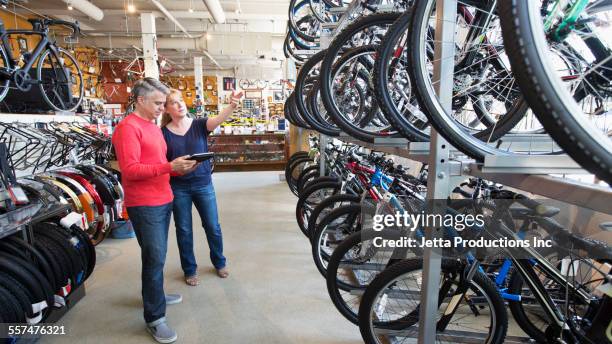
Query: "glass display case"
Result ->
[[208, 133, 288, 171]]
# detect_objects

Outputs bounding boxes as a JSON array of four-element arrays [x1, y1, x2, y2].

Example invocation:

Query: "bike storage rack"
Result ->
[[305, 0, 612, 342]]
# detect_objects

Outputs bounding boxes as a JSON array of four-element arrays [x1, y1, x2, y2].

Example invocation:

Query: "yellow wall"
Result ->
[[0, 11, 41, 60], [160, 75, 218, 108], [0, 11, 101, 99]]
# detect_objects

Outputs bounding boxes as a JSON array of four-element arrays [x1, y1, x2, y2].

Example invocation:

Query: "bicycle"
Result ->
[[0, 18, 83, 112]]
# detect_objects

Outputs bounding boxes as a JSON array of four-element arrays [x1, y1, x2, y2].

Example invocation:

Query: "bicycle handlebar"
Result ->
[[28, 18, 80, 36]]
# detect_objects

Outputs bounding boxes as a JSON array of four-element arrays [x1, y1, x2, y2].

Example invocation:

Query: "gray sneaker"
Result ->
[[165, 294, 182, 305], [147, 322, 177, 343]]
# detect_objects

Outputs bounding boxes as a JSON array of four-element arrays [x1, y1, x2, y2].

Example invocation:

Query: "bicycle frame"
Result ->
[[0, 28, 70, 84]]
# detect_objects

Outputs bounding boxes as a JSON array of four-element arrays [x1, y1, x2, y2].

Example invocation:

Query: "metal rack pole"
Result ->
[[418, 0, 458, 342]]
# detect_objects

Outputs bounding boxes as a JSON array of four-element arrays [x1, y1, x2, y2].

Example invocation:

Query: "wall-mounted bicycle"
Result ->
[[0, 18, 83, 112]]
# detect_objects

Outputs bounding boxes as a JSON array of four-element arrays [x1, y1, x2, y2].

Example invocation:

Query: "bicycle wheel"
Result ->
[[326, 44, 400, 141], [507, 255, 609, 343], [295, 50, 341, 135], [307, 82, 341, 136], [311, 204, 362, 278], [296, 180, 341, 237], [296, 165, 321, 195], [326, 229, 410, 324], [0, 45, 10, 102], [373, 11, 430, 142], [289, 0, 321, 42], [306, 193, 361, 240], [499, 0, 612, 183], [319, 12, 403, 142], [358, 259, 508, 344], [288, 156, 314, 196], [408, 0, 557, 161], [38, 47, 84, 112]]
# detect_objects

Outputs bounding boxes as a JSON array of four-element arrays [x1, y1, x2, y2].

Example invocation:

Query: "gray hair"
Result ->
[[132, 77, 170, 99]]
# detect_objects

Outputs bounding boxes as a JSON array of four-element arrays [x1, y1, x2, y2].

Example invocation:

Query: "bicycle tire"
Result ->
[[306, 82, 341, 136], [3, 236, 57, 293], [358, 259, 508, 344], [33, 236, 70, 292], [65, 224, 96, 280], [0, 45, 12, 102], [34, 228, 83, 288], [37, 47, 84, 112], [0, 284, 24, 323], [287, 157, 314, 196], [306, 193, 361, 241], [288, 0, 320, 42], [372, 11, 430, 142], [0, 254, 54, 312], [310, 204, 362, 278], [319, 12, 402, 142], [35, 223, 88, 286], [295, 50, 342, 136], [407, 0, 554, 161], [302, 175, 338, 192], [296, 165, 321, 195], [0, 271, 34, 320], [296, 180, 341, 237], [285, 152, 310, 188], [326, 229, 409, 324], [498, 0, 612, 183]]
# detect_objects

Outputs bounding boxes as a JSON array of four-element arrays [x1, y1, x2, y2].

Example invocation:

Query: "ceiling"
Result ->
[[6, 0, 290, 76]]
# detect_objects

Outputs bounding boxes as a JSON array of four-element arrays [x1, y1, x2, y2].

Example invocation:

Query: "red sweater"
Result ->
[[112, 114, 173, 207]]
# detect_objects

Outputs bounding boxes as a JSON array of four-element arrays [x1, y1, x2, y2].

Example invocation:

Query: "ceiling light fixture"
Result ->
[[67, 3, 74, 10], [127, 1, 136, 13], [188, 0, 194, 13], [206, 33, 212, 40]]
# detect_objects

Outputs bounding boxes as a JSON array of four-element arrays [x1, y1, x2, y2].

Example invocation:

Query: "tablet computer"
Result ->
[[186, 152, 215, 162]]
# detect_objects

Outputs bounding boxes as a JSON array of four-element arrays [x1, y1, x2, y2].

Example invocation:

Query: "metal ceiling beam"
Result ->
[[202, 0, 226, 23], [151, 0, 193, 38], [61, 0, 104, 21]]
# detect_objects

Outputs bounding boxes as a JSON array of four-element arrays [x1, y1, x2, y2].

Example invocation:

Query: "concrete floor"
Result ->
[[40, 171, 362, 344]]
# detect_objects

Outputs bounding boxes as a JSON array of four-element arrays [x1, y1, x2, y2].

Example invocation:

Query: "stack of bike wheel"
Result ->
[[0, 163, 128, 329], [285, 0, 611, 185], [285, 0, 612, 343]]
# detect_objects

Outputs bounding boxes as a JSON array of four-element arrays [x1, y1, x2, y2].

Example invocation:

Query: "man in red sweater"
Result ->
[[112, 77, 196, 343]]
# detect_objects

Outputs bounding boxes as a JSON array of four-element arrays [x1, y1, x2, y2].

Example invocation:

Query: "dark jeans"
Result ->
[[127, 202, 172, 326], [171, 182, 226, 276]]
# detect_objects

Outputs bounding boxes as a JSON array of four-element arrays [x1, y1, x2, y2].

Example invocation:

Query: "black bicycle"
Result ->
[[0, 17, 83, 112]]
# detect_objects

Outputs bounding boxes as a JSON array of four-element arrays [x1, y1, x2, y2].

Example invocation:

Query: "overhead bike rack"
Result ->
[[313, 0, 612, 342]]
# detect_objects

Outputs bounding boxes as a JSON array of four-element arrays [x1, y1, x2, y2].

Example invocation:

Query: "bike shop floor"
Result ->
[[39, 171, 528, 344]]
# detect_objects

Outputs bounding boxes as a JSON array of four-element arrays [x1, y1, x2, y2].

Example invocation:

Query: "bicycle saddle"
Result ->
[[526, 204, 560, 217]]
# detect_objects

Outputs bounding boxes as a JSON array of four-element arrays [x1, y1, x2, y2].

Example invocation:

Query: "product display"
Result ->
[[209, 133, 288, 171], [285, 0, 611, 343]]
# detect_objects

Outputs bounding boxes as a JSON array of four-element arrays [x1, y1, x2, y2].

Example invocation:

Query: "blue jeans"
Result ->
[[126, 202, 172, 325], [171, 182, 226, 276]]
